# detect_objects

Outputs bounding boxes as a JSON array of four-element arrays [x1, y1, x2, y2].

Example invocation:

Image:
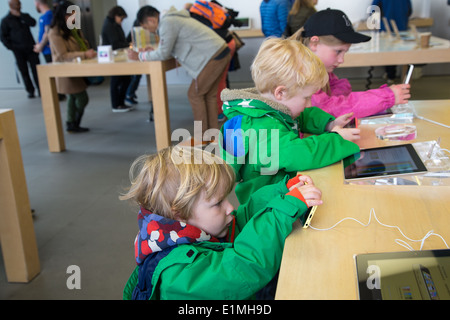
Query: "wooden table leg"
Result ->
[[37, 67, 65, 152], [0, 109, 40, 282], [149, 63, 171, 150]]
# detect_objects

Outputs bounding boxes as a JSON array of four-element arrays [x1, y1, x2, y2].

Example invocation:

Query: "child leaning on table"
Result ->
[[220, 37, 360, 205], [289, 8, 411, 119], [121, 146, 322, 300]]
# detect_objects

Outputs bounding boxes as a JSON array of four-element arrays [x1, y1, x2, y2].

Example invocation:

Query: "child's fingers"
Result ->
[[298, 175, 314, 185], [299, 185, 322, 201], [306, 199, 323, 207]]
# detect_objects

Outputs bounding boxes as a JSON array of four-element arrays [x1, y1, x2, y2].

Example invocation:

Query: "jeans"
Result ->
[[67, 91, 89, 123], [110, 76, 132, 108]]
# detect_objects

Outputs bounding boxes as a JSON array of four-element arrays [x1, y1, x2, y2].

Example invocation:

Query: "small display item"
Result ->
[[375, 124, 417, 141]]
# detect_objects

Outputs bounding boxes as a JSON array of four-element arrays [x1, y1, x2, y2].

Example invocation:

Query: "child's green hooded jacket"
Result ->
[[123, 176, 308, 300], [219, 88, 360, 204]]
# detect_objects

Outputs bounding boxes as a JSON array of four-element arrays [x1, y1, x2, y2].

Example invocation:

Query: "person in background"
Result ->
[[102, 6, 133, 113], [125, 18, 141, 107], [48, 0, 96, 133], [33, 0, 52, 62], [283, 0, 317, 37], [372, 0, 412, 83], [34, 0, 65, 101], [121, 146, 323, 300], [128, 5, 230, 142], [187, 0, 242, 123], [260, 0, 292, 38], [290, 8, 411, 119], [1, 0, 40, 98]]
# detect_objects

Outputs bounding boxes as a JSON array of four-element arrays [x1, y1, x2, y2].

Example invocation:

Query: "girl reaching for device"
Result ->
[[290, 8, 411, 119]]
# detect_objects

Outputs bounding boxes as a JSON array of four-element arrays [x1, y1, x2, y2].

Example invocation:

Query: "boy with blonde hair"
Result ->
[[220, 38, 360, 204], [121, 146, 322, 300]]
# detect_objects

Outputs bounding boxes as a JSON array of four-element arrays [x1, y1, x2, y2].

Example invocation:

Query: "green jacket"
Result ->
[[123, 176, 307, 300], [220, 88, 360, 204]]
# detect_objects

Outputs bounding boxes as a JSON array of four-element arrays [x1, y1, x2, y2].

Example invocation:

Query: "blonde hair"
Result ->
[[119, 146, 236, 221], [251, 37, 328, 98]]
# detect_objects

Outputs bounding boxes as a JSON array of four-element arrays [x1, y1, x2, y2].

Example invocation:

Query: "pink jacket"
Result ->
[[311, 73, 396, 119]]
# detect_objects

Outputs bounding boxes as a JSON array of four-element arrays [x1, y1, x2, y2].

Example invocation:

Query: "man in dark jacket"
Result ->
[[1, 0, 40, 98]]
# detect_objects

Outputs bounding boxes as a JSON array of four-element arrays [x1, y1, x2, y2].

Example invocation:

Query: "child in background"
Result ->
[[290, 8, 411, 119], [121, 146, 322, 300], [220, 37, 360, 205]]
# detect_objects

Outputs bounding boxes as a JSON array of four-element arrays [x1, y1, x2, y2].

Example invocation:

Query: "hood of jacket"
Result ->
[[221, 87, 294, 118], [134, 207, 221, 265]]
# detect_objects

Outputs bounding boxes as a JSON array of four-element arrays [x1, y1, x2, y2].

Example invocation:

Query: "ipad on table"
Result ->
[[355, 249, 450, 300], [342, 144, 427, 182]]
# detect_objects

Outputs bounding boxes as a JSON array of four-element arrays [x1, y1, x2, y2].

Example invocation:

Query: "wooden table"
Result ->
[[275, 100, 450, 300], [0, 109, 40, 283], [37, 53, 177, 152], [341, 34, 450, 68]]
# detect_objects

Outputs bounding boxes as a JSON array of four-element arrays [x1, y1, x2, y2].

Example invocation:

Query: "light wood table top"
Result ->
[[275, 100, 450, 300], [341, 33, 450, 68], [37, 52, 177, 152]]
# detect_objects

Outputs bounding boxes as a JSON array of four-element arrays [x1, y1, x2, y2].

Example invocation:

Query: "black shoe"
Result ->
[[28, 92, 35, 98], [66, 122, 89, 133]]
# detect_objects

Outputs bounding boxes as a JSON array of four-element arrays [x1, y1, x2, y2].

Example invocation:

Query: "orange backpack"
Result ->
[[190, 0, 230, 29]]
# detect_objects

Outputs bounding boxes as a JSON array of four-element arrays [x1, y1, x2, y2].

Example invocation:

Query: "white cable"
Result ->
[[309, 208, 449, 251], [415, 115, 450, 129]]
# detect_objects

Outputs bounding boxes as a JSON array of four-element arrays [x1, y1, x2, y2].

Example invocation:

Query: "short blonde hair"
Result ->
[[119, 146, 235, 221], [251, 37, 328, 98]]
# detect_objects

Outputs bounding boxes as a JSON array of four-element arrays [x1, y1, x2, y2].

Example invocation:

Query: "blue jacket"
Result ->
[[260, 0, 292, 37], [372, 0, 412, 31]]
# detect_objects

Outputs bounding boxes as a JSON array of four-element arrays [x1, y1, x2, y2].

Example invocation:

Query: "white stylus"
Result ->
[[404, 64, 414, 84]]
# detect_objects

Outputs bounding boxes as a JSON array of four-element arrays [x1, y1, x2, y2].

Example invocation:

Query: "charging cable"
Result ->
[[310, 208, 449, 251], [415, 115, 450, 129]]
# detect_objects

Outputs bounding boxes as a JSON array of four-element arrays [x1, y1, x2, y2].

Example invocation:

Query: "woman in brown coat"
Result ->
[[48, 1, 96, 132]]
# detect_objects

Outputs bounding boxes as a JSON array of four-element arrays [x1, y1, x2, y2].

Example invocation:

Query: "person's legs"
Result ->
[[216, 39, 236, 118], [28, 51, 40, 95], [66, 91, 89, 132], [126, 74, 141, 103], [118, 76, 132, 106], [188, 52, 231, 136], [111, 76, 132, 112], [13, 51, 35, 97]]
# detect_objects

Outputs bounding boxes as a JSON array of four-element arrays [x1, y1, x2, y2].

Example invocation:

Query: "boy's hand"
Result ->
[[127, 49, 139, 61], [288, 175, 323, 207], [330, 112, 354, 128], [332, 127, 360, 142], [390, 84, 411, 105]]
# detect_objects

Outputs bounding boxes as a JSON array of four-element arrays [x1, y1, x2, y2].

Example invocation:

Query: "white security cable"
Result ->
[[310, 208, 449, 251]]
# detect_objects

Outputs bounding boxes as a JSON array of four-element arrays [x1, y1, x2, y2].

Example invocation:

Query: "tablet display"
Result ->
[[355, 249, 450, 300], [343, 144, 427, 181]]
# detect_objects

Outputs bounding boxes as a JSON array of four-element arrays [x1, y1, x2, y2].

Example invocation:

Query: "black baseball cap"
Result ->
[[303, 8, 371, 43]]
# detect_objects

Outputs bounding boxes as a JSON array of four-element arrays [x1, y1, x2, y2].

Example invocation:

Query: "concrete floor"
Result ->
[[1, 74, 449, 299]]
